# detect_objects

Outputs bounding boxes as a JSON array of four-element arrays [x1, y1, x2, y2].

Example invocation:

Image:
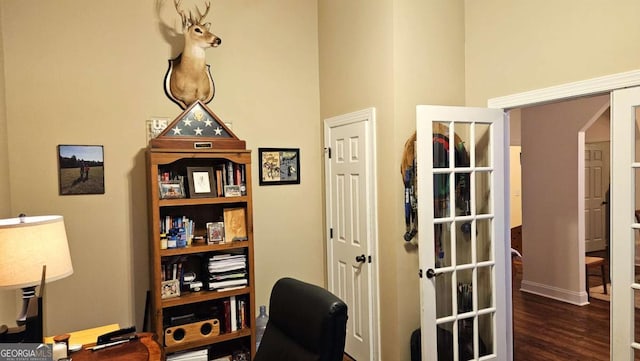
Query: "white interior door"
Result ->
[[610, 86, 640, 359], [584, 142, 610, 252], [324, 108, 379, 361], [417, 105, 511, 361]]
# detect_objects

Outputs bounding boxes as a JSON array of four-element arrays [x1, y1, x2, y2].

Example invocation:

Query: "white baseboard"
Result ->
[[520, 279, 589, 306]]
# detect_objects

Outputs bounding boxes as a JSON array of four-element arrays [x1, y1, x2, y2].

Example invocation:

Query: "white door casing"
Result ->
[[610, 86, 640, 360], [489, 71, 640, 359], [324, 108, 379, 361], [417, 105, 510, 360]]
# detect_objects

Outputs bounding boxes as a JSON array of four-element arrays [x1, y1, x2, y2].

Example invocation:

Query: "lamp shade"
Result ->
[[0, 215, 73, 289]]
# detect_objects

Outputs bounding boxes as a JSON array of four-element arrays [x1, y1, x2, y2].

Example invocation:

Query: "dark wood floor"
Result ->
[[344, 252, 636, 360], [513, 255, 612, 360]]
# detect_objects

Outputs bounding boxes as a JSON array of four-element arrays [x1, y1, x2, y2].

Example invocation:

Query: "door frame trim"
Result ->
[[488, 69, 640, 110], [488, 70, 640, 360], [323, 107, 380, 360]]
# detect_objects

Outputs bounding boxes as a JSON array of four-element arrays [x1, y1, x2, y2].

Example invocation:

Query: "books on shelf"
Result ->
[[167, 349, 208, 361], [160, 216, 194, 249], [222, 295, 249, 333], [216, 163, 247, 197]]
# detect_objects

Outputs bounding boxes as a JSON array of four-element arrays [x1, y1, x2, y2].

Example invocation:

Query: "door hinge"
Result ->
[[329, 228, 333, 238], [419, 269, 423, 278], [324, 147, 332, 159], [368, 255, 372, 263]]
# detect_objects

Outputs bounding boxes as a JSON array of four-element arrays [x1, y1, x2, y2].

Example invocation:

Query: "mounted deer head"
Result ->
[[164, 0, 221, 109]]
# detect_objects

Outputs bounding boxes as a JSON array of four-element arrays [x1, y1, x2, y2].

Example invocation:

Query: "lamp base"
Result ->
[[16, 286, 36, 326]]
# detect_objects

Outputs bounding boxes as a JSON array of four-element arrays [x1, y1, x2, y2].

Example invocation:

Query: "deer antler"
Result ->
[[173, 0, 189, 29], [193, 2, 211, 24], [174, 0, 211, 29]]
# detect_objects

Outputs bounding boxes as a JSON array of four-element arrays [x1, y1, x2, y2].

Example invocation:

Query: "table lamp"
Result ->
[[0, 215, 73, 341]]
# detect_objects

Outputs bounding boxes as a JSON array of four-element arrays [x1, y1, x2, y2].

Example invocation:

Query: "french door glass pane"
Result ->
[[456, 220, 472, 266], [435, 222, 452, 268], [436, 271, 454, 318], [475, 171, 492, 215], [477, 266, 493, 310], [478, 313, 494, 356], [477, 219, 493, 263], [475, 123, 491, 168]]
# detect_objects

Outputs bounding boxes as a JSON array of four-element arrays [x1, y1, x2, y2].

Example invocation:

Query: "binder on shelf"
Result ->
[[207, 252, 247, 292]]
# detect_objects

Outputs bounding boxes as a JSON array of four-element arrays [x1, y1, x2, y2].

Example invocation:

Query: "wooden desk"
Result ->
[[45, 324, 120, 346], [69, 333, 164, 361], [47, 325, 163, 361]]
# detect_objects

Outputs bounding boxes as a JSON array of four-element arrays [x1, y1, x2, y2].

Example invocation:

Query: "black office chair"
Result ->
[[253, 277, 348, 361]]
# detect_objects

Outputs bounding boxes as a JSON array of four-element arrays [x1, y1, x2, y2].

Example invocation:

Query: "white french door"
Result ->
[[610, 86, 640, 359], [417, 105, 511, 360]]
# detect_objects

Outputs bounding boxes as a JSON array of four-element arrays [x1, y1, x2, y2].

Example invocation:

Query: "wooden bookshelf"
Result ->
[[146, 147, 255, 358]]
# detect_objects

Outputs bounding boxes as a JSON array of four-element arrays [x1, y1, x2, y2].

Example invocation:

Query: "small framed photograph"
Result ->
[[58, 145, 105, 195], [161, 279, 180, 299], [258, 148, 300, 186], [207, 221, 225, 244], [224, 184, 242, 197], [187, 167, 216, 198], [159, 180, 185, 199]]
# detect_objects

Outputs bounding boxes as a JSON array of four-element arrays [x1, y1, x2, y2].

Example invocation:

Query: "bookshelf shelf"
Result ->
[[159, 241, 249, 257], [158, 196, 249, 207], [147, 147, 255, 359], [165, 328, 252, 354], [161, 287, 251, 308]]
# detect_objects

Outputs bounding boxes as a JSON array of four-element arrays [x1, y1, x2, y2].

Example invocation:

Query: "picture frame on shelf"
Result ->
[[223, 207, 248, 242], [187, 166, 216, 198], [207, 221, 225, 244], [159, 180, 186, 199], [258, 148, 300, 186], [161, 279, 180, 299]]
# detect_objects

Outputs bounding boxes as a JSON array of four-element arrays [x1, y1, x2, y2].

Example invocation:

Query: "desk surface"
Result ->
[[46, 325, 164, 361], [70, 333, 164, 361], [44, 324, 120, 346]]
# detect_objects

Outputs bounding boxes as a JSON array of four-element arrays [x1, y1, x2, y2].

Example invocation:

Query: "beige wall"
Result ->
[[465, 0, 640, 106], [0, 0, 638, 356], [318, 1, 396, 358], [0, 0, 321, 336], [319, 0, 464, 359], [0, 2, 15, 325], [520, 95, 609, 299]]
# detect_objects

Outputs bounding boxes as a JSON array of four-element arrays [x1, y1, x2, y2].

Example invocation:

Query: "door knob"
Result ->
[[426, 268, 436, 279], [355, 254, 366, 263]]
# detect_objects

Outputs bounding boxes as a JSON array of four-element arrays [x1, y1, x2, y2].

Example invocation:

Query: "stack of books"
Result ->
[[161, 215, 194, 248], [167, 349, 207, 361], [208, 253, 248, 291]]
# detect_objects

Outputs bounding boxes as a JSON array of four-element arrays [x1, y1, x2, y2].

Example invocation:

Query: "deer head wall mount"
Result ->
[[164, 0, 221, 109]]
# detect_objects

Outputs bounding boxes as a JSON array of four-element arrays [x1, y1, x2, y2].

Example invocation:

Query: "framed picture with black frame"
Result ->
[[258, 148, 300, 186], [57, 144, 105, 195], [187, 166, 216, 198]]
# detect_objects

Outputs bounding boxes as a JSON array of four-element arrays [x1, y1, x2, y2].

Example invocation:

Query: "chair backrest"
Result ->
[[253, 277, 348, 361]]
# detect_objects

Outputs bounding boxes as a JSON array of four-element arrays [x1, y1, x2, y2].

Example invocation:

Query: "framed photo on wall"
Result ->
[[57, 145, 105, 195], [258, 148, 300, 186]]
